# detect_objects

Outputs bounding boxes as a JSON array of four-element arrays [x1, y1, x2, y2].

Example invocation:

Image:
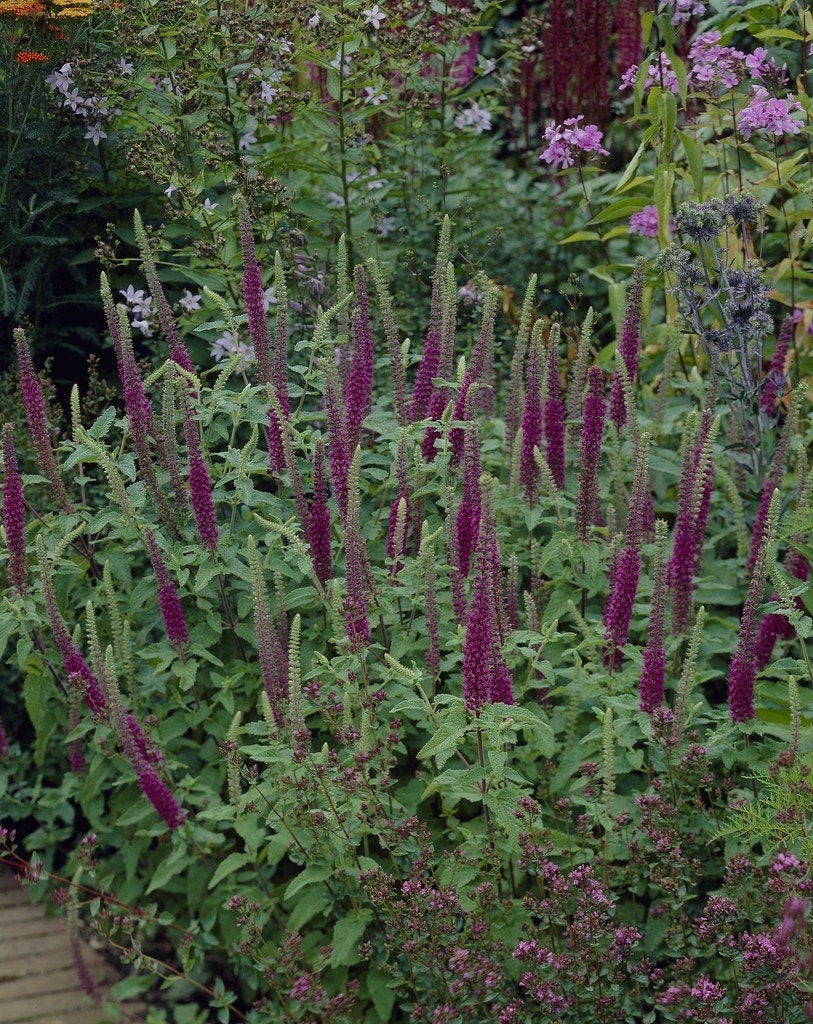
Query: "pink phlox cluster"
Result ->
[[663, 0, 705, 24], [629, 205, 659, 237], [621, 53, 679, 95], [688, 31, 745, 91], [745, 46, 782, 82], [539, 115, 609, 170], [738, 86, 804, 139]]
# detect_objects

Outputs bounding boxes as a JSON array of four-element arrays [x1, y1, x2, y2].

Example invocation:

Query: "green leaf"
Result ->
[[208, 852, 250, 890], [288, 884, 328, 931], [284, 863, 334, 900], [416, 707, 469, 769], [366, 967, 397, 1023], [86, 406, 117, 440], [330, 909, 371, 967], [23, 672, 54, 766], [146, 841, 190, 893], [678, 130, 705, 199], [614, 126, 659, 193]]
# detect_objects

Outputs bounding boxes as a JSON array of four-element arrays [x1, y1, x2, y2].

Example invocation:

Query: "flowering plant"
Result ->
[[1, 205, 812, 1021]]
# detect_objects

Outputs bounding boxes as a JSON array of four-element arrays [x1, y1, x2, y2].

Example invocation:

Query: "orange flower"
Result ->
[[15, 49, 48, 61], [0, 0, 46, 12]]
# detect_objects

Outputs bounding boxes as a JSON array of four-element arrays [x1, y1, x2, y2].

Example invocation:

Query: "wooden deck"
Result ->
[[0, 871, 145, 1024]]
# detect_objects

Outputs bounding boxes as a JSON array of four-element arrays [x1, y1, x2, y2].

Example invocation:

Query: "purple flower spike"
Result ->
[[728, 655, 756, 724], [544, 336, 565, 490], [308, 440, 333, 586], [520, 337, 543, 504], [759, 312, 795, 416], [2, 423, 28, 596], [14, 329, 73, 514], [455, 421, 482, 578], [345, 265, 375, 452], [609, 257, 645, 428], [575, 367, 606, 540], [137, 764, 186, 830], [462, 477, 514, 713], [145, 527, 188, 648], [239, 199, 272, 385], [188, 453, 219, 552]]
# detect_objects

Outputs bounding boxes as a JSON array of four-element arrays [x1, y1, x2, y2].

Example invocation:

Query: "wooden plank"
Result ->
[[0, 871, 147, 1024]]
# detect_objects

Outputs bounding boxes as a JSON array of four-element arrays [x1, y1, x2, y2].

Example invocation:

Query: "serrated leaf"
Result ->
[[284, 863, 334, 900], [146, 841, 190, 893], [288, 884, 328, 931], [416, 708, 468, 769], [330, 910, 371, 967]]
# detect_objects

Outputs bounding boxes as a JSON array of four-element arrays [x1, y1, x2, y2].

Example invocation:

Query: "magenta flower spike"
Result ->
[[133, 211, 194, 373], [728, 490, 779, 722], [520, 335, 543, 504], [345, 265, 375, 452], [2, 423, 28, 596], [575, 367, 607, 540], [603, 438, 650, 668], [754, 550, 808, 670], [462, 476, 514, 712], [136, 764, 187, 830], [323, 359, 351, 520], [144, 527, 188, 648], [410, 218, 452, 423], [455, 419, 482, 578], [180, 382, 219, 551], [760, 313, 795, 415], [308, 440, 333, 586], [343, 447, 370, 650], [543, 335, 565, 490], [239, 199, 272, 385], [609, 257, 645, 429], [14, 329, 73, 514], [640, 521, 668, 713]]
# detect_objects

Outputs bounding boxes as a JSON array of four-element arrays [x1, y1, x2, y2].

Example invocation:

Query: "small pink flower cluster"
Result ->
[[738, 85, 804, 139], [688, 31, 745, 91], [621, 53, 678, 95], [663, 0, 705, 24], [539, 115, 609, 170]]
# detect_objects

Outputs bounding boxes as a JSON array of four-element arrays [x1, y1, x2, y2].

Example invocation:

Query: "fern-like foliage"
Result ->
[[713, 758, 813, 862]]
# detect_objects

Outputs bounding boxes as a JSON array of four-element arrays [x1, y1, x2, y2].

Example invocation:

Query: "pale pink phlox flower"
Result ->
[[738, 85, 804, 139], [688, 31, 744, 90], [539, 115, 609, 170]]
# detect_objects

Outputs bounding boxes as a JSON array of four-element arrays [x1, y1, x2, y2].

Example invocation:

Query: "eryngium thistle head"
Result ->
[[674, 198, 725, 243], [724, 190, 765, 225]]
